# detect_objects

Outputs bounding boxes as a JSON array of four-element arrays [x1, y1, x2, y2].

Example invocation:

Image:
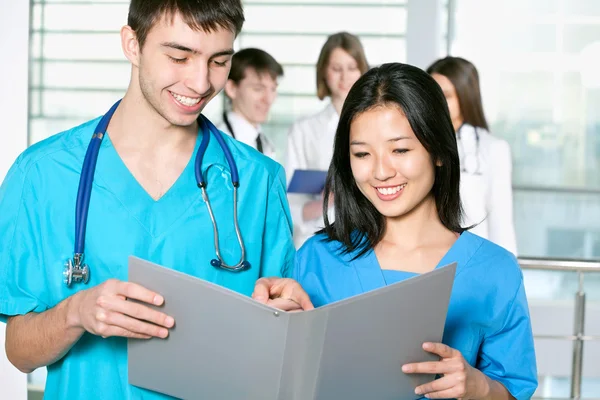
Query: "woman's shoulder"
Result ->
[[459, 231, 522, 288], [298, 233, 342, 259]]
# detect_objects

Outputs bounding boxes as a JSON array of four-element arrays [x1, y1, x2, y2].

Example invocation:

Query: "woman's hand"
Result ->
[[402, 342, 491, 399]]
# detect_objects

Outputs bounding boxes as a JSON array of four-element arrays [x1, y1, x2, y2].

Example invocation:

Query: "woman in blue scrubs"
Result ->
[[293, 63, 537, 400]]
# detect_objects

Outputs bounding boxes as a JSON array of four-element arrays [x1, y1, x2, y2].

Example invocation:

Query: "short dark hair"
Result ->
[[128, 0, 245, 50], [426, 56, 489, 130], [227, 48, 284, 85], [316, 32, 369, 100], [321, 63, 465, 258]]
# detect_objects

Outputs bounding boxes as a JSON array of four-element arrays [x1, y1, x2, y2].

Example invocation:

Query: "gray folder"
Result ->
[[127, 256, 456, 400]]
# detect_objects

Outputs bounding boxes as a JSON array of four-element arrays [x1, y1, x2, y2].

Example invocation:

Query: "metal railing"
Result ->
[[519, 257, 600, 400]]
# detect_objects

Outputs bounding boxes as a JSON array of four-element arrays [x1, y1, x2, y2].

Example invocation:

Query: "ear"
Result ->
[[224, 79, 238, 101], [435, 159, 443, 167], [121, 25, 141, 67]]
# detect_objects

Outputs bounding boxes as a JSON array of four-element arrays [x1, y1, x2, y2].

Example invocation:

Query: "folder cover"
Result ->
[[287, 169, 327, 194], [128, 257, 456, 400]]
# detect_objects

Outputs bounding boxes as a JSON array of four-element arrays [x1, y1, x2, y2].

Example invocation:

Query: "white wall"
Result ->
[[0, 1, 31, 399]]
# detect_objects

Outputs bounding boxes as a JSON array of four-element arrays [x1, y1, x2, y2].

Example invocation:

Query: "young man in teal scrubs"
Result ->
[[0, 1, 311, 398]]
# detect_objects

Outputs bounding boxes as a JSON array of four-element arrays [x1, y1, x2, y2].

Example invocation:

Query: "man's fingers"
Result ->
[[114, 280, 164, 306], [96, 310, 169, 338], [253, 278, 314, 310], [286, 287, 314, 311], [98, 323, 152, 340], [266, 297, 303, 312], [269, 279, 315, 311], [97, 295, 174, 328], [414, 376, 455, 396], [252, 278, 274, 303], [402, 361, 457, 375], [422, 342, 459, 359]]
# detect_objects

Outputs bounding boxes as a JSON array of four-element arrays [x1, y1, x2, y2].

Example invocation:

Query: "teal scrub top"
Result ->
[[293, 231, 538, 400], [0, 116, 296, 399]]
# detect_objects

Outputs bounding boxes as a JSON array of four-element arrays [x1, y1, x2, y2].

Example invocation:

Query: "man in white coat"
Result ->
[[217, 48, 282, 162]]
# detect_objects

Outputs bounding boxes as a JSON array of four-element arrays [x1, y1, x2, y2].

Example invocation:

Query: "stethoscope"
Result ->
[[457, 124, 482, 176], [63, 99, 250, 286]]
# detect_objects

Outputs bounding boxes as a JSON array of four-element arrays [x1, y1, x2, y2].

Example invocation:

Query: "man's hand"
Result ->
[[71, 279, 175, 339], [252, 278, 314, 312]]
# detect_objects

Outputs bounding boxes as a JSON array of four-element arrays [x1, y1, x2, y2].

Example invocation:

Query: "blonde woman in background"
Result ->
[[427, 56, 517, 255], [286, 32, 369, 248]]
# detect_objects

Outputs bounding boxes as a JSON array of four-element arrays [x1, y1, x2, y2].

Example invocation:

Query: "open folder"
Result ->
[[287, 169, 327, 194], [128, 257, 456, 400]]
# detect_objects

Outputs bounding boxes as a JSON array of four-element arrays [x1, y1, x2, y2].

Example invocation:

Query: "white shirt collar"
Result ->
[[225, 111, 261, 147]]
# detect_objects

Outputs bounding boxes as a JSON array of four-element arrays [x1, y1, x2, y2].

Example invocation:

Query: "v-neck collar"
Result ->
[[90, 121, 228, 238], [350, 232, 478, 292]]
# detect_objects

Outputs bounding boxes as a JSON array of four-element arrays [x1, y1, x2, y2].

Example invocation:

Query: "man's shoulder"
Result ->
[[12, 118, 99, 177]]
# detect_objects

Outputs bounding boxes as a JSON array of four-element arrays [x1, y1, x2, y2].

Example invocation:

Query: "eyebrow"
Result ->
[[160, 42, 234, 57], [350, 136, 411, 145]]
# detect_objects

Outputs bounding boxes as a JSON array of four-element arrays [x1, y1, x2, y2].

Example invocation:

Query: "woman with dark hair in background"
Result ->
[[427, 56, 517, 255], [286, 32, 369, 249], [293, 63, 537, 400]]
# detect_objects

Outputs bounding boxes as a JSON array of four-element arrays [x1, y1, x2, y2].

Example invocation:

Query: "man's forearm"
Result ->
[[5, 294, 85, 373]]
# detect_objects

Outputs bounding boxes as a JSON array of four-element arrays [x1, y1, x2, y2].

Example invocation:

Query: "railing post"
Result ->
[[570, 271, 586, 400]]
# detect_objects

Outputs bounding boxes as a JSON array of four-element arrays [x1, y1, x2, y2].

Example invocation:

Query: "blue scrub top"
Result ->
[[0, 116, 295, 399], [293, 231, 538, 400]]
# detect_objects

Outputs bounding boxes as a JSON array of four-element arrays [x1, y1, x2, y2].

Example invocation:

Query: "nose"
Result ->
[[373, 154, 396, 182], [184, 62, 211, 96]]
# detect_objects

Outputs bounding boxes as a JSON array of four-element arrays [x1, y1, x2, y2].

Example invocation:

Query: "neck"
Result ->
[[453, 118, 464, 132], [108, 86, 198, 153], [382, 195, 452, 249], [331, 96, 345, 115]]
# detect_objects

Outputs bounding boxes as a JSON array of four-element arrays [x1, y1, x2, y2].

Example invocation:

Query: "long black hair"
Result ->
[[320, 62, 464, 258]]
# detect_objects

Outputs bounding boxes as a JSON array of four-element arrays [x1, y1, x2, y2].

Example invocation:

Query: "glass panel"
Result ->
[[39, 61, 130, 89], [586, 299, 600, 335], [269, 94, 324, 123], [514, 190, 600, 259], [244, 0, 405, 4], [35, 0, 128, 3], [36, 33, 124, 60], [565, 0, 600, 16], [37, 3, 128, 31], [243, 4, 406, 35], [278, 65, 316, 95]]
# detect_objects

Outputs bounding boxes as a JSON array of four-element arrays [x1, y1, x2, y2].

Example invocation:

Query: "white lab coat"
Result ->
[[285, 103, 338, 249], [216, 111, 278, 161], [458, 123, 518, 255]]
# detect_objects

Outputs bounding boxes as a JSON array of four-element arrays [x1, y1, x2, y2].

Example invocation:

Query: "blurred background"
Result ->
[[1, 0, 599, 399]]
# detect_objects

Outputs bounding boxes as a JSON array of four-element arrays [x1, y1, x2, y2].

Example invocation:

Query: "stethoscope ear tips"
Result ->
[[210, 259, 222, 268], [241, 261, 251, 270]]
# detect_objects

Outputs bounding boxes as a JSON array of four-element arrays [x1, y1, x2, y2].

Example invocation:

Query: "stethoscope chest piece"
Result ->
[[64, 253, 90, 287]]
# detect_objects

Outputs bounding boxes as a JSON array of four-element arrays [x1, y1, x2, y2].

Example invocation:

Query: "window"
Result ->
[[29, 0, 407, 164], [447, 0, 600, 260]]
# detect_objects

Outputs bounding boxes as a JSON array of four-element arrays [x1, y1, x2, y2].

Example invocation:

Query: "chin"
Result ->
[[169, 114, 201, 127]]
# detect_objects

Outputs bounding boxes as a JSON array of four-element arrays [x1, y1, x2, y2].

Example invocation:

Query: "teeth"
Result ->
[[171, 91, 201, 107], [376, 184, 406, 196]]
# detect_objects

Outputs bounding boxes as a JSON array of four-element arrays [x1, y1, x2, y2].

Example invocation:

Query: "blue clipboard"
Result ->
[[287, 169, 327, 194]]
